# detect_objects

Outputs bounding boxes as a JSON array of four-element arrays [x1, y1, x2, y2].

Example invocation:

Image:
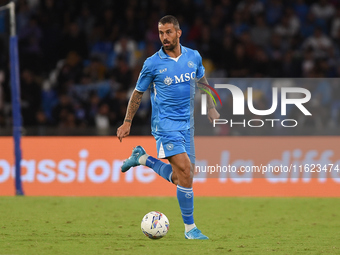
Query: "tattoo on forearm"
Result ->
[[124, 90, 143, 123], [197, 76, 215, 109]]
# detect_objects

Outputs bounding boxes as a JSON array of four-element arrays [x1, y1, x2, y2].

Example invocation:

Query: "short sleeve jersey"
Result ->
[[135, 45, 205, 132]]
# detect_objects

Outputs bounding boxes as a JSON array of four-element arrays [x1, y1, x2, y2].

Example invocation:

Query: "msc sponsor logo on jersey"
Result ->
[[174, 72, 196, 83], [163, 72, 196, 85], [164, 76, 173, 85]]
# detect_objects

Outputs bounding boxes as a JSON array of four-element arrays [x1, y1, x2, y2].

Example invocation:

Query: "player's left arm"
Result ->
[[197, 76, 220, 123]]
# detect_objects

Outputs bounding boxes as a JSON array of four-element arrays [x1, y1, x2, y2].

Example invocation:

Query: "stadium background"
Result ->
[[0, 0, 340, 135], [0, 0, 340, 197]]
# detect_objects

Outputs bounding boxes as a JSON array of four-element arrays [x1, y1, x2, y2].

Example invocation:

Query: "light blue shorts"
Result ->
[[152, 128, 195, 164]]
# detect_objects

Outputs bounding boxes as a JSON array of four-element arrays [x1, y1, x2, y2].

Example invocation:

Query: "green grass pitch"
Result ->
[[0, 197, 339, 254]]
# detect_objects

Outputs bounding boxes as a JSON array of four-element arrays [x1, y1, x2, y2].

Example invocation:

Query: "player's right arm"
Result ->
[[117, 90, 144, 142], [116, 58, 153, 142]]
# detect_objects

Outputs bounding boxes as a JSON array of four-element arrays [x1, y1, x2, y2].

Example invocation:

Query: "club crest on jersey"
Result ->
[[164, 76, 173, 85], [188, 61, 195, 68]]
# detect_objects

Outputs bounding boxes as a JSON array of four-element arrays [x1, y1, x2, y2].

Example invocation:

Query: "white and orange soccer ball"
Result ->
[[141, 211, 170, 239]]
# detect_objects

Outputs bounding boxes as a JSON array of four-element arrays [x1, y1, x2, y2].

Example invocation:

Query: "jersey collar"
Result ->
[[158, 44, 187, 59]]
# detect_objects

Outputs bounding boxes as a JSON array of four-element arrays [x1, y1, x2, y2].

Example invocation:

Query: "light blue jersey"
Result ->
[[135, 45, 205, 132]]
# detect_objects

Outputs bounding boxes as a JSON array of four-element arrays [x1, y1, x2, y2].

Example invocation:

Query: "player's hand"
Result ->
[[207, 108, 220, 123], [117, 122, 131, 142]]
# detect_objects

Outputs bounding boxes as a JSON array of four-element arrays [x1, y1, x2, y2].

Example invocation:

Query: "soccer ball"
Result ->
[[141, 211, 170, 239]]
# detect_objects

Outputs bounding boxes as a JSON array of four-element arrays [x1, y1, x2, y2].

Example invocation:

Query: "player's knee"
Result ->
[[177, 162, 191, 179], [183, 170, 191, 180]]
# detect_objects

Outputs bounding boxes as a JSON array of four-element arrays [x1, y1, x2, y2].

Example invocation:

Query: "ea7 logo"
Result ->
[[201, 84, 312, 116]]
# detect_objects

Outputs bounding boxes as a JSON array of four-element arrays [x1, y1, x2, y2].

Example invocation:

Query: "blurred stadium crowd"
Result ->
[[0, 0, 340, 134]]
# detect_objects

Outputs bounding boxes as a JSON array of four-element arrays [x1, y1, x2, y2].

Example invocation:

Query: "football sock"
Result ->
[[177, 185, 194, 226], [185, 223, 196, 233], [138, 154, 149, 165], [144, 156, 173, 183]]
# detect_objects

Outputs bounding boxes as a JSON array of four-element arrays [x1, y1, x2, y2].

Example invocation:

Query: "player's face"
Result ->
[[158, 23, 181, 51]]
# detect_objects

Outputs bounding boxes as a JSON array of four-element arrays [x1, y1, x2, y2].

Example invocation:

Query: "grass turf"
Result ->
[[0, 197, 339, 255]]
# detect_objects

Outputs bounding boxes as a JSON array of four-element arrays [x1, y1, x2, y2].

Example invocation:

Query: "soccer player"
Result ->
[[117, 15, 220, 239]]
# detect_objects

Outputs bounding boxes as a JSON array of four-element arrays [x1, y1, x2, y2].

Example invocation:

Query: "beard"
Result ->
[[162, 37, 178, 51]]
